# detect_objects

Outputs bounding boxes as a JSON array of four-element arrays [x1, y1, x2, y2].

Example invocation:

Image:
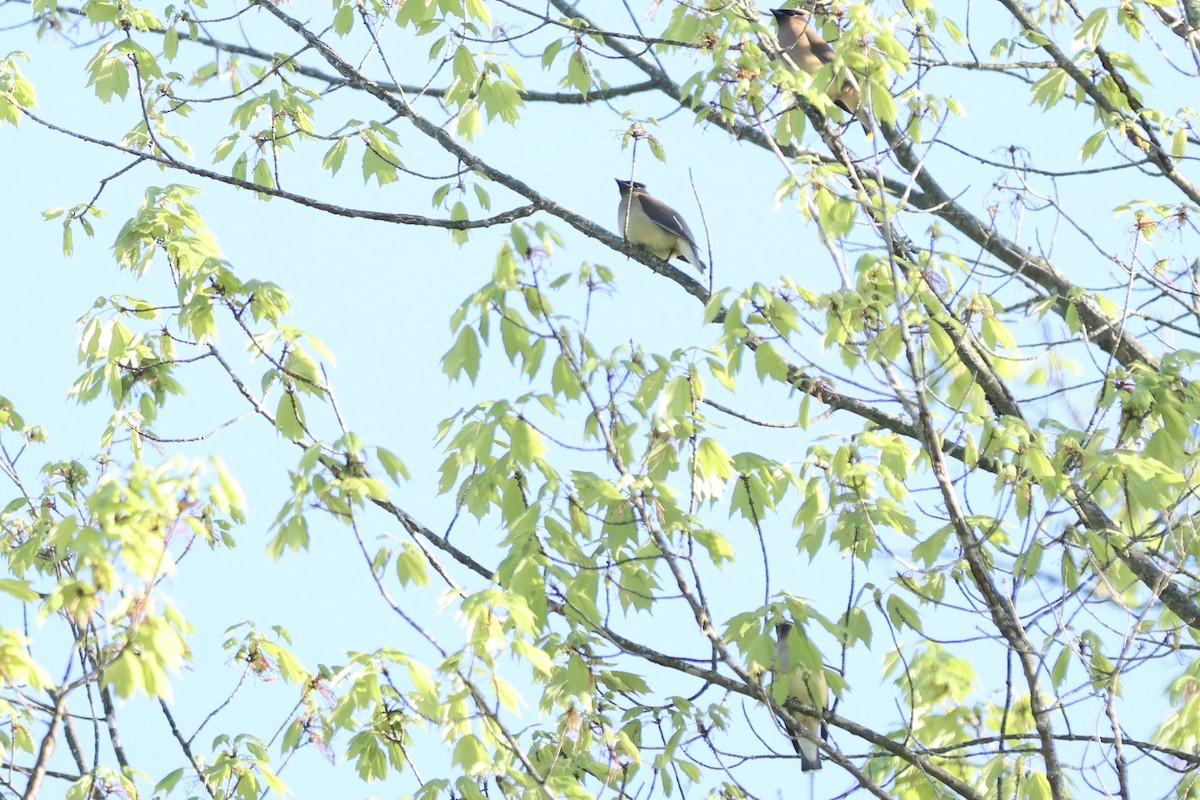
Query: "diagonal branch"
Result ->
[[892, 133, 1163, 371], [994, 0, 1200, 207]]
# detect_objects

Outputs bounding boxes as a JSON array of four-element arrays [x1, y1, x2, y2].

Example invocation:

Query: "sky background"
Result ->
[[2, 1, 1197, 798]]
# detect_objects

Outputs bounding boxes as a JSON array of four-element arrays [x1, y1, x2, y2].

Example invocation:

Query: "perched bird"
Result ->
[[773, 621, 828, 771], [770, 7, 871, 135], [614, 179, 706, 273]]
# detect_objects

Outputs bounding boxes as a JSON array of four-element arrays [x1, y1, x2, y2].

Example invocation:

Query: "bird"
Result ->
[[770, 7, 871, 135], [773, 620, 828, 771], [614, 179, 706, 273]]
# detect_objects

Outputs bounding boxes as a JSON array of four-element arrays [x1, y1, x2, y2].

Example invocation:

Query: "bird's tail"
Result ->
[[798, 740, 821, 772], [835, 85, 873, 139]]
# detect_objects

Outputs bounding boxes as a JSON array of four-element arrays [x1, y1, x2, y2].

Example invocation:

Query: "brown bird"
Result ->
[[773, 621, 829, 771], [770, 7, 871, 136], [615, 179, 705, 273]]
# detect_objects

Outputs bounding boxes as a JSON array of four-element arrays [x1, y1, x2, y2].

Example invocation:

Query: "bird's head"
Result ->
[[614, 179, 647, 194], [770, 7, 812, 22]]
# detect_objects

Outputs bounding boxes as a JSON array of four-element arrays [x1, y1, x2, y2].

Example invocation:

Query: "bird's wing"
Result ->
[[636, 194, 698, 247], [804, 29, 838, 65]]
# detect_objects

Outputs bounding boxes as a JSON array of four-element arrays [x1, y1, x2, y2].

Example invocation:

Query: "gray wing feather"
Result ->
[[800, 28, 865, 125], [805, 30, 838, 65], [637, 194, 698, 247]]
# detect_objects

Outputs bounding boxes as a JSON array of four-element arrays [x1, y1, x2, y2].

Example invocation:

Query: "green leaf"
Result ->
[[1080, 129, 1107, 161], [115, 40, 162, 80], [692, 528, 735, 564], [509, 418, 545, 465], [0, 579, 39, 602], [213, 135, 239, 163], [1031, 69, 1069, 108], [551, 356, 581, 399], [452, 734, 489, 776], [1172, 126, 1187, 159], [542, 39, 565, 69], [232, 152, 248, 182], [456, 105, 482, 141], [452, 45, 479, 86], [163, 27, 179, 61], [1075, 8, 1110, 49], [1027, 771, 1052, 800], [753, 342, 789, 383], [443, 326, 481, 383], [276, 393, 307, 441], [154, 768, 185, 795], [695, 437, 734, 499], [334, 3, 355, 36], [565, 51, 591, 97], [464, 0, 492, 25], [376, 447, 411, 484], [885, 594, 923, 632], [1051, 645, 1072, 688], [104, 651, 144, 698], [480, 79, 524, 124], [268, 514, 310, 559], [253, 157, 275, 190], [362, 131, 400, 185], [85, 1, 121, 23], [86, 44, 130, 103], [980, 314, 1016, 350], [180, 294, 216, 341], [319, 136, 347, 176], [943, 17, 966, 45], [450, 201, 470, 246], [397, 543, 431, 587]]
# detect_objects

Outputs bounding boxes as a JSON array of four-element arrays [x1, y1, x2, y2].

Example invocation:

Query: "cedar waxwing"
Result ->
[[773, 621, 828, 771], [615, 179, 706, 273], [770, 7, 871, 136]]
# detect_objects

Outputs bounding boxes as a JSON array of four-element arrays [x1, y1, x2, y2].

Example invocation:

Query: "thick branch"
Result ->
[[22, 690, 69, 800], [577, 610, 986, 800], [994, 0, 1200, 207], [892, 134, 1162, 371], [892, 266, 1066, 798]]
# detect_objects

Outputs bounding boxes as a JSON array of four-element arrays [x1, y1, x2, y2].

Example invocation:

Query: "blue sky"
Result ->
[[2, 1, 1197, 798]]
